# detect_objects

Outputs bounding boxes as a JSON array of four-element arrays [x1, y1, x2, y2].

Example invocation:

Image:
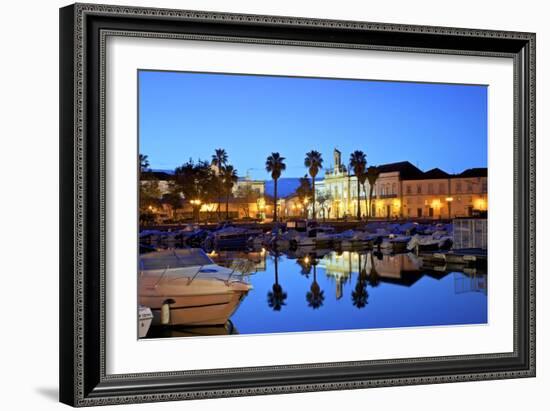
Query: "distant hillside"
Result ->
[[265, 177, 321, 198], [265, 178, 301, 198], [151, 169, 175, 175]]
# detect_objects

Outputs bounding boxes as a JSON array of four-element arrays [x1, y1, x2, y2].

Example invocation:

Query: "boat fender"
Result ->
[[161, 298, 176, 325]]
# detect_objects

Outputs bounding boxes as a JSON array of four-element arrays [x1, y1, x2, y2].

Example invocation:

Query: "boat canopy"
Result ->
[[140, 248, 213, 271]]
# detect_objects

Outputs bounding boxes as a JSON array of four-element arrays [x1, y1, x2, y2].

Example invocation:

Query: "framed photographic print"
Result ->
[[59, 3, 536, 407]]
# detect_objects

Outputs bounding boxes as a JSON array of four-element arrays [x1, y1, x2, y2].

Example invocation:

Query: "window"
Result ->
[[428, 183, 433, 194], [392, 183, 396, 195], [467, 182, 473, 193], [417, 184, 422, 194], [456, 181, 462, 193], [482, 179, 488, 192], [406, 185, 411, 195], [439, 182, 445, 194]]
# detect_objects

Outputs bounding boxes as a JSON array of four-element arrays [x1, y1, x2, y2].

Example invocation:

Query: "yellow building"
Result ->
[[316, 150, 420, 219], [232, 176, 265, 197], [401, 168, 487, 218], [314, 149, 487, 220]]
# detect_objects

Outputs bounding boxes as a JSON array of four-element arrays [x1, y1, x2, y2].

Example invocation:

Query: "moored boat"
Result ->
[[287, 221, 340, 248], [339, 229, 380, 249], [204, 225, 262, 249], [407, 234, 453, 252], [379, 234, 411, 253], [138, 305, 153, 338], [139, 248, 252, 326]]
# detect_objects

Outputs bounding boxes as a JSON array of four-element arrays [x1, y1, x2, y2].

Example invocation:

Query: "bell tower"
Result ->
[[334, 149, 342, 172]]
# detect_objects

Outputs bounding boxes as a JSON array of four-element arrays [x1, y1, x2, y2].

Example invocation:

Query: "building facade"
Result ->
[[401, 168, 487, 219], [140, 150, 487, 223], [312, 149, 487, 220], [232, 176, 265, 197]]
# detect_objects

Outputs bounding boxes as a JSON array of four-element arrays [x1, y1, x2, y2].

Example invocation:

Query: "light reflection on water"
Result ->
[[206, 249, 487, 336]]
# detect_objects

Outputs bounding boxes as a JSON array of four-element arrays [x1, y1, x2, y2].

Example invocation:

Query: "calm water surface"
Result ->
[[208, 249, 487, 336]]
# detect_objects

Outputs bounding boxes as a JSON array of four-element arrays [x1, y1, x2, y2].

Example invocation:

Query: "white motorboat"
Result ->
[[339, 229, 379, 249], [139, 248, 252, 326], [407, 234, 453, 252], [290, 225, 339, 248], [379, 234, 411, 253], [138, 305, 153, 338]]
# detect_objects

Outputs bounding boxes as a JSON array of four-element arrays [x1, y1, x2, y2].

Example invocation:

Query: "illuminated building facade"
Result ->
[[140, 150, 487, 223], [401, 168, 487, 219], [232, 176, 265, 197], [312, 149, 487, 220]]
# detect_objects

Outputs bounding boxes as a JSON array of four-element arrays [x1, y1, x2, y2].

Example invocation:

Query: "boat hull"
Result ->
[[142, 291, 248, 326], [139, 250, 252, 327]]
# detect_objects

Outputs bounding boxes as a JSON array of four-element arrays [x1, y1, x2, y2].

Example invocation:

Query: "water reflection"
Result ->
[[306, 263, 325, 309], [147, 248, 487, 338], [267, 250, 287, 311], [351, 265, 369, 309]]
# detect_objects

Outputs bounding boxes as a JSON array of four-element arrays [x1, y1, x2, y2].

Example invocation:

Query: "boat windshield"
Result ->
[[140, 249, 213, 270]]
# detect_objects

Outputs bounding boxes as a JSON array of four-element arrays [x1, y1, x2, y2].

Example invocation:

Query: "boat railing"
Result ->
[[186, 264, 208, 285], [152, 265, 171, 289]]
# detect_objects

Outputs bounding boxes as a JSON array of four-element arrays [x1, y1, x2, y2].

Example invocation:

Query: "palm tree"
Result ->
[[139, 153, 149, 173], [221, 165, 238, 219], [265, 153, 286, 223], [212, 149, 228, 219], [304, 150, 323, 220], [316, 191, 332, 221], [366, 166, 380, 221], [267, 248, 287, 311], [306, 263, 325, 309], [211, 148, 228, 171], [352, 275, 369, 308], [352, 253, 369, 308], [367, 251, 381, 287], [296, 175, 313, 218], [349, 151, 367, 219]]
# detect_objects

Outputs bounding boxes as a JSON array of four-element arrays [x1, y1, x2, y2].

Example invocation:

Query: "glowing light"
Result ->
[[200, 203, 216, 212], [445, 197, 454, 202], [258, 198, 266, 210], [475, 198, 487, 210]]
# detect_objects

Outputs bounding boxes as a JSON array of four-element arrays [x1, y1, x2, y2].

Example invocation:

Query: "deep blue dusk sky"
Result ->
[[139, 70, 487, 180]]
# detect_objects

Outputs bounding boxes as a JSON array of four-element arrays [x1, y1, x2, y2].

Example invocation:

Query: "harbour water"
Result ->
[[146, 248, 487, 338]]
